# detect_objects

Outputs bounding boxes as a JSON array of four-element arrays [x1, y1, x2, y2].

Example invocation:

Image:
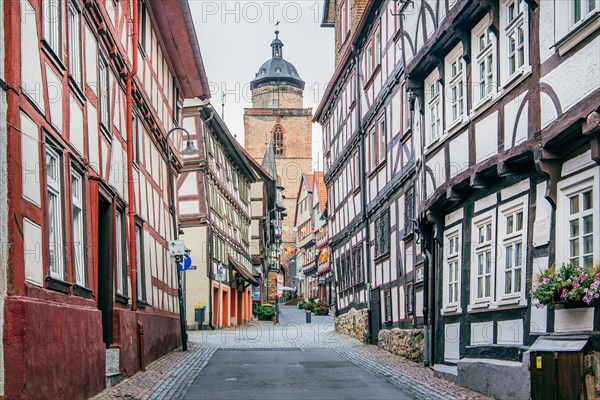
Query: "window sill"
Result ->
[[137, 299, 149, 309], [46, 276, 71, 294], [374, 252, 390, 263], [491, 297, 527, 309], [471, 92, 496, 115], [441, 306, 462, 316], [368, 160, 387, 178], [69, 76, 86, 104], [74, 284, 93, 299], [555, 13, 600, 56], [41, 40, 66, 74], [116, 293, 129, 305], [445, 116, 470, 137], [500, 66, 532, 93], [424, 137, 444, 155], [467, 301, 492, 313]]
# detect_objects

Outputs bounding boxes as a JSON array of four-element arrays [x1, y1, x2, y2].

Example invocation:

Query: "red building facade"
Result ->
[[2, 0, 209, 398]]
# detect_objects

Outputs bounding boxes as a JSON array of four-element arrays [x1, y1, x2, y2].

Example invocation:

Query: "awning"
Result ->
[[529, 335, 589, 352], [228, 255, 259, 286]]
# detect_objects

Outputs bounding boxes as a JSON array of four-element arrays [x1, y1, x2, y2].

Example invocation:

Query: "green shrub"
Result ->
[[253, 304, 275, 321]]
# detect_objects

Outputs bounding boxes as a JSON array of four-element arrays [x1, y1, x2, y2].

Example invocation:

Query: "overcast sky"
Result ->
[[189, 1, 334, 170]]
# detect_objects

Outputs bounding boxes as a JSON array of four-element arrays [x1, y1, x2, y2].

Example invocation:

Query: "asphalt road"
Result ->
[[183, 347, 412, 400]]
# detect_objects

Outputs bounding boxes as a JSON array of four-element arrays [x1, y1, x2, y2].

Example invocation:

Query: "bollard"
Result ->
[[275, 302, 279, 324], [306, 310, 312, 323]]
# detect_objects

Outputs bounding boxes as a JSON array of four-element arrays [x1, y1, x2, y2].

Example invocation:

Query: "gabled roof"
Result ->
[[150, 0, 211, 99], [240, 146, 273, 182], [293, 173, 314, 227], [313, 172, 327, 213], [197, 104, 256, 181]]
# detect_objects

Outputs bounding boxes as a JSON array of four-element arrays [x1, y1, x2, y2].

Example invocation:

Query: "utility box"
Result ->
[[529, 336, 589, 400]]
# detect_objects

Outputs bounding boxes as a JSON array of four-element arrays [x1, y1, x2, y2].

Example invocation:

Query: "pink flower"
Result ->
[[561, 288, 568, 300], [542, 278, 549, 284], [574, 283, 580, 289], [595, 272, 600, 279], [578, 275, 585, 283]]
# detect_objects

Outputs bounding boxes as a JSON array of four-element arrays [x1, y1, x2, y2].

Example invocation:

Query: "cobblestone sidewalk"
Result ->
[[336, 345, 492, 400], [90, 344, 216, 400]]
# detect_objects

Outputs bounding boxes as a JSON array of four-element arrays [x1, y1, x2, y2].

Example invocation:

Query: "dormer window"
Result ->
[[275, 67, 281, 73]]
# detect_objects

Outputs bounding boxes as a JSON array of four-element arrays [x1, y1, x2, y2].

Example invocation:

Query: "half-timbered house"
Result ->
[[315, 0, 423, 348], [178, 102, 257, 329], [313, 172, 333, 304], [396, 0, 600, 398], [3, 0, 210, 397], [294, 174, 317, 299]]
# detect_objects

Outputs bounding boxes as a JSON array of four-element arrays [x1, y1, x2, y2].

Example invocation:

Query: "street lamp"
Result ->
[[166, 126, 197, 352]]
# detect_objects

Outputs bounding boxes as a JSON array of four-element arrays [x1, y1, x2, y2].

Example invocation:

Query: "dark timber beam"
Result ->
[[470, 171, 489, 189]]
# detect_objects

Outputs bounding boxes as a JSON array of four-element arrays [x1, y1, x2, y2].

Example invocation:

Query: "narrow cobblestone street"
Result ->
[[92, 306, 491, 399]]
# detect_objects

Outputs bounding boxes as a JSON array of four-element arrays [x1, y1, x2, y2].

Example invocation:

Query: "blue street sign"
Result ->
[[179, 254, 192, 271]]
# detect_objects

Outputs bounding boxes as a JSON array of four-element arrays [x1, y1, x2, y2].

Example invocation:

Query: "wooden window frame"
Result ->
[[45, 142, 66, 281], [68, 1, 83, 89], [71, 165, 87, 287], [43, 0, 63, 60]]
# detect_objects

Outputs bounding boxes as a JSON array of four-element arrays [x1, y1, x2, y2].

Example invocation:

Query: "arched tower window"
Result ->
[[273, 124, 284, 157]]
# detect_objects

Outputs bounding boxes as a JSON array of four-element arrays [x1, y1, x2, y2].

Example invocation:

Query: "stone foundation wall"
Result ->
[[378, 328, 424, 362], [335, 308, 369, 342]]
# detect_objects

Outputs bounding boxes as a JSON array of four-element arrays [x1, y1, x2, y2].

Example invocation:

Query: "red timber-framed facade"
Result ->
[[178, 102, 257, 330], [2, 0, 210, 398]]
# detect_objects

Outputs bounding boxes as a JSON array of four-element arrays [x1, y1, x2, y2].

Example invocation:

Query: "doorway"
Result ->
[[97, 196, 113, 347], [369, 288, 381, 345]]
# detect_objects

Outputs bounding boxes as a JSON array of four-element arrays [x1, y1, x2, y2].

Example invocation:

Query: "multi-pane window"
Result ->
[[505, 0, 527, 78], [139, 0, 147, 51], [273, 124, 284, 157], [569, 189, 595, 268], [474, 24, 495, 104], [475, 220, 493, 300], [99, 56, 110, 129], [46, 146, 64, 279], [572, 0, 598, 27], [68, 2, 82, 87], [369, 127, 377, 170], [133, 111, 141, 163], [353, 246, 363, 284], [447, 54, 465, 124], [503, 209, 524, 295], [353, 150, 360, 188], [339, 0, 350, 43], [384, 289, 392, 322], [378, 117, 386, 165], [404, 188, 414, 235], [375, 209, 390, 258], [446, 234, 460, 306], [135, 225, 146, 301], [366, 43, 373, 77], [404, 87, 411, 132], [115, 209, 126, 296], [374, 27, 381, 66], [43, 0, 62, 58], [72, 170, 85, 286], [427, 79, 442, 143], [407, 284, 414, 315]]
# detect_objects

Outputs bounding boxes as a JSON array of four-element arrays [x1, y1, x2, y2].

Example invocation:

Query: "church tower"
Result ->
[[244, 30, 313, 255]]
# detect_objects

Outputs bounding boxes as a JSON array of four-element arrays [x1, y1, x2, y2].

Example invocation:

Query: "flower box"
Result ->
[[531, 263, 600, 308]]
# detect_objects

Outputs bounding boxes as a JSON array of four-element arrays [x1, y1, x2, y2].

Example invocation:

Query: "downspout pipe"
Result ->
[[126, 0, 139, 311]]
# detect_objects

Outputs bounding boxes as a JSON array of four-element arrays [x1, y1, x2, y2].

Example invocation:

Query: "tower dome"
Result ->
[[251, 30, 305, 90]]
